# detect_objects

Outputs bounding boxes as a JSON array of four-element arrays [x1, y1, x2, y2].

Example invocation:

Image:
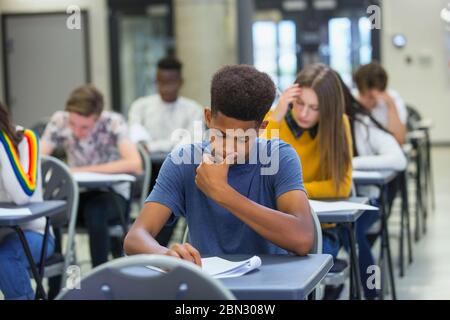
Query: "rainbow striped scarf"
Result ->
[[0, 129, 39, 196]]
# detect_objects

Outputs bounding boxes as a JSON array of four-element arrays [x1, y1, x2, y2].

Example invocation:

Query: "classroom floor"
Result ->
[[338, 146, 450, 300], [1, 147, 449, 300], [393, 146, 450, 299]]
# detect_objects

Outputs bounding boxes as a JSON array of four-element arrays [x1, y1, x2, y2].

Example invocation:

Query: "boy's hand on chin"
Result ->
[[195, 152, 237, 202]]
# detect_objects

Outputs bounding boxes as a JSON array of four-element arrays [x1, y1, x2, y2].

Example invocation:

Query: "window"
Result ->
[[328, 17, 352, 85], [328, 16, 373, 86], [253, 21, 278, 82], [358, 17, 372, 65], [253, 20, 297, 90], [278, 21, 297, 89]]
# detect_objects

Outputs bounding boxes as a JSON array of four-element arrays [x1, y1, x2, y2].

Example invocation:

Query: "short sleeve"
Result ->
[[145, 152, 186, 225], [41, 111, 66, 148], [390, 90, 408, 125], [110, 113, 129, 144], [128, 98, 144, 126], [271, 140, 306, 198]]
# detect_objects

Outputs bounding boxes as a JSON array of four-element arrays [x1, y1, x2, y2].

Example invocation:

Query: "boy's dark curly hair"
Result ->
[[210, 65, 275, 124], [157, 56, 182, 72]]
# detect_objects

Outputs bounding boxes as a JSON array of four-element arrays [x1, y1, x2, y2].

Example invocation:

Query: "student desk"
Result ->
[[315, 197, 370, 300], [74, 173, 137, 236], [0, 200, 67, 300], [214, 254, 333, 300], [352, 170, 398, 300]]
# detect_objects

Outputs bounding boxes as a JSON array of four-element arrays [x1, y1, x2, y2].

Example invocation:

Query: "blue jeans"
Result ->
[[78, 191, 127, 267], [322, 227, 341, 259], [0, 231, 55, 300]]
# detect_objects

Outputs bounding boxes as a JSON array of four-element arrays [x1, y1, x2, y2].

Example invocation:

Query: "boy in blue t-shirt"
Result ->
[[124, 65, 314, 266]]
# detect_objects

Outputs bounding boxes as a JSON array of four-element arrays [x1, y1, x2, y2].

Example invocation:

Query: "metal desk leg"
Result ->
[[380, 187, 397, 300], [401, 171, 413, 265], [13, 227, 47, 300], [38, 217, 50, 277], [346, 222, 362, 300], [414, 142, 422, 242], [399, 189, 405, 278], [420, 140, 428, 235], [424, 130, 435, 212], [399, 171, 413, 276], [122, 181, 135, 237]]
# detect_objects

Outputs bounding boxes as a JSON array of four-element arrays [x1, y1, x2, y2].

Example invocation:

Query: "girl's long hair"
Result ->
[[295, 64, 351, 191], [0, 102, 23, 151]]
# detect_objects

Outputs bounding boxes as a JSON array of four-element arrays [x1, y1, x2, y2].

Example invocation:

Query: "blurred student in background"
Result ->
[[41, 85, 142, 268], [128, 56, 203, 154], [264, 63, 353, 262], [353, 61, 407, 144], [339, 72, 407, 299], [0, 102, 54, 300]]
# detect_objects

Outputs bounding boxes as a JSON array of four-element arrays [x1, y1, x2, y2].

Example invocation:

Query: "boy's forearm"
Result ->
[[385, 99, 406, 144], [74, 159, 142, 175], [124, 227, 169, 255], [214, 185, 312, 255], [387, 109, 406, 144]]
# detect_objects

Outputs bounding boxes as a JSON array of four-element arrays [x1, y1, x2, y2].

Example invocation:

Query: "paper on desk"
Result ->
[[0, 208, 32, 217], [309, 200, 378, 213], [201, 256, 262, 279], [352, 171, 386, 179], [145, 255, 262, 279], [73, 172, 136, 183]]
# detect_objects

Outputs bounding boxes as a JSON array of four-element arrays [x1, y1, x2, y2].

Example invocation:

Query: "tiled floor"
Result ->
[[338, 147, 450, 300], [1, 147, 449, 300], [393, 147, 450, 299]]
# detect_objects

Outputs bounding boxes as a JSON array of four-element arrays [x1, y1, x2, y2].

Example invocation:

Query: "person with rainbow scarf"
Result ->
[[0, 102, 55, 300]]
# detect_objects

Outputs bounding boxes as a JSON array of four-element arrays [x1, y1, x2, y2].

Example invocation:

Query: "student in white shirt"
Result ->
[[353, 61, 407, 145], [0, 102, 54, 300], [128, 56, 203, 154], [340, 73, 407, 299], [128, 57, 203, 246]]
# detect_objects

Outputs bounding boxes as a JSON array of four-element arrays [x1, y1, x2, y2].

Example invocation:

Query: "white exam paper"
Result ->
[[73, 172, 136, 183], [309, 200, 378, 213]]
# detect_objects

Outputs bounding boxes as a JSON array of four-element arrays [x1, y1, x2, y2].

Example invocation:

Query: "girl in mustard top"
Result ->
[[264, 63, 353, 259]]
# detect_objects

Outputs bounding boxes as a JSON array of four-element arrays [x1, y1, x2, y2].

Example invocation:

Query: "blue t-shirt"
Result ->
[[146, 138, 305, 255]]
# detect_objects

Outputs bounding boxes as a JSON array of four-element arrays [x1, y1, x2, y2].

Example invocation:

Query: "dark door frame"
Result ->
[[107, 0, 174, 112]]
